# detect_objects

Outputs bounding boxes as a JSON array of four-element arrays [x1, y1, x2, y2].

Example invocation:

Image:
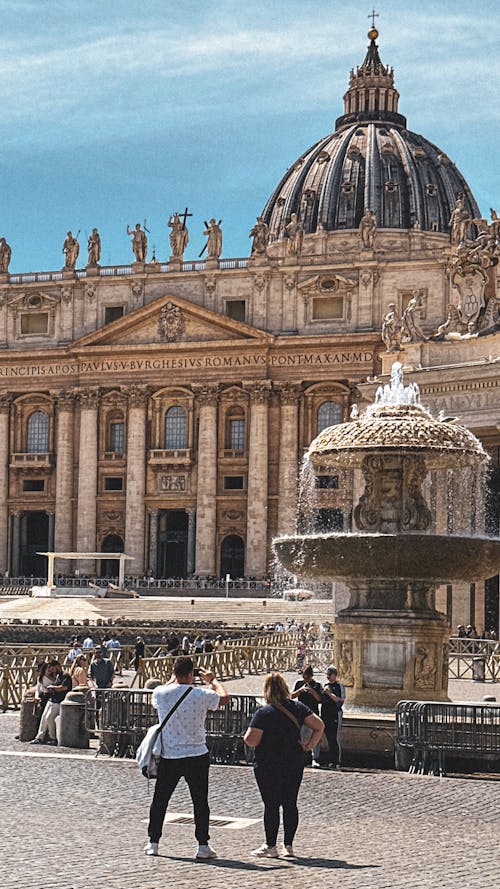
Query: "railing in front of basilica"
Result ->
[[0, 576, 273, 594]]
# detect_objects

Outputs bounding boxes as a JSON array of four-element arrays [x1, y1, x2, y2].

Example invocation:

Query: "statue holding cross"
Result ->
[[168, 208, 191, 258]]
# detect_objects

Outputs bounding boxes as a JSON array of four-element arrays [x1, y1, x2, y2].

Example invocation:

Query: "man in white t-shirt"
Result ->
[[145, 656, 229, 861]]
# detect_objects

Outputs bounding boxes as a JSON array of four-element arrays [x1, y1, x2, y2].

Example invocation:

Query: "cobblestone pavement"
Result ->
[[0, 709, 499, 889]]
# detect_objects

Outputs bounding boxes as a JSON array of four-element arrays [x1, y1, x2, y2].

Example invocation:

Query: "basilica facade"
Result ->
[[0, 28, 498, 633]]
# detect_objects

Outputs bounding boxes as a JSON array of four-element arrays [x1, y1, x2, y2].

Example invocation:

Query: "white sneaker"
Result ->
[[144, 841, 159, 856], [282, 845, 296, 858], [196, 843, 217, 860], [311, 760, 321, 769], [251, 844, 279, 858]]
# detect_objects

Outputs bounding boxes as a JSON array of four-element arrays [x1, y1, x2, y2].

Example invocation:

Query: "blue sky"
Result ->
[[1, 0, 498, 271]]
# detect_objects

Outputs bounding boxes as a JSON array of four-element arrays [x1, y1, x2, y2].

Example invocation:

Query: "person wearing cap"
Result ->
[[320, 667, 346, 769]]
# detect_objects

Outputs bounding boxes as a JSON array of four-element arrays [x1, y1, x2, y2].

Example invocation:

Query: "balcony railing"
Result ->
[[102, 451, 125, 461], [222, 449, 245, 459], [10, 452, 53, 468], [7, 257, 250, 284], [148, 448, 192, 465]]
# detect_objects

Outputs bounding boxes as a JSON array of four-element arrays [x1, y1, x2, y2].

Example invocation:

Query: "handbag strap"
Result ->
[[273, 701, 300, 732], [156, 685, 193, 735]]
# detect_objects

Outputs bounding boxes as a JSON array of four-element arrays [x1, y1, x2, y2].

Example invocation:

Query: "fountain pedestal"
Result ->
[[335, 611, 449, 709]]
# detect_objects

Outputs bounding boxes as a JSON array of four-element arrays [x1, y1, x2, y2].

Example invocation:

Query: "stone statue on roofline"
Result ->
[[381, 303, 401, 352], [87, 228, 101, 266], [249, 217, 269, 255], [168, 212, 189, 258], [62, 231, 79, 269], [127, 223, 148, 263], [284, 213, 304, 256], [0, 237, 12, 273]]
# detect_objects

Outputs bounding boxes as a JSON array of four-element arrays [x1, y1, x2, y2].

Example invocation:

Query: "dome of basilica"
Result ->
[[262, 28, 480, 241]]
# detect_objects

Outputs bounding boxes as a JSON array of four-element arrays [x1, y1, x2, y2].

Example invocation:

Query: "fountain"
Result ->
[[274, 362, 500, 708]]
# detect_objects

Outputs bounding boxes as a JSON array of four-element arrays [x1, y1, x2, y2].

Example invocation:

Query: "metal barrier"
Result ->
[[84, 688, 261, 763], [395, 700, 500, 776]]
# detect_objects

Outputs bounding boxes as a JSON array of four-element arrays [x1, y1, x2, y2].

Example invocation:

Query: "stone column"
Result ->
[[148, 509, 159, 575], [12, 512, 22, 576], [276, 383, 302, 536], [194, 384, 219, 575], [76, 389, 99, 575], [54, 391, 75, 574], [124, 385, 150, 577], [245, 381, 272, 577], [0, 396, 11, 575], [186, 508, 196, 575]]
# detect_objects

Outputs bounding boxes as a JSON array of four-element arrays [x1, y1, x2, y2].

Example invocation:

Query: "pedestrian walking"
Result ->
[[320, 666, 346, 769]]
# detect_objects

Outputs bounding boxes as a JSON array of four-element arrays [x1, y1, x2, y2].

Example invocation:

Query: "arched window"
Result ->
[[165, 406, 187, 449], [27, 411, 49, 453], [317, 401, 342, 433], [225, 408, 245, 452]]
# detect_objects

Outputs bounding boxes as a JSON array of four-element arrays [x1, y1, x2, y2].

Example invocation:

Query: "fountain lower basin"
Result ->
[[274, 533, 500, 584]]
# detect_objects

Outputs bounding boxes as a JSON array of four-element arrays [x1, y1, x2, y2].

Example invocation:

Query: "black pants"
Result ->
[[254, 760, 304, 847], [323, 717, 340, 766], [148, 753, 210, 844]]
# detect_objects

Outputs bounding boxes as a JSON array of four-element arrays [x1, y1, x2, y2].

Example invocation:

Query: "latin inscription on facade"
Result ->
[[0, 350, 374, 378]]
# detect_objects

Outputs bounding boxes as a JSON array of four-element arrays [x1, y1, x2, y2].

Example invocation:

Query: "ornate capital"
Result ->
[[220, 386, 248, 405], [193, 383, 220, 406], [56, 390, 76, 410], [77, 388, 100, 409], [244, 380, 273, 404], [0, 394, 12, 414], [276, 382, 302, 404], [127, 384, 151, 408]]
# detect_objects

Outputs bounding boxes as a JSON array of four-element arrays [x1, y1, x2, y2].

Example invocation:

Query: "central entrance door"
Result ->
[[158, 510, 188, 578], [100, 533, 124, 579]]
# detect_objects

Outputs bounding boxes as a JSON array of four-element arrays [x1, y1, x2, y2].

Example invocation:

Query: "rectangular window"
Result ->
[[20, 313, 49, 334], [110, 422, 125, 453], [23, 479, 45, 492], [224, 476, 244, 490], [104, 477, 124, 491], [225, 300, 246, 323], [312, 297, 343, 320], [104, 306, 125, 325], [315, 475, 339, 489], [230, 419, 245, 451]]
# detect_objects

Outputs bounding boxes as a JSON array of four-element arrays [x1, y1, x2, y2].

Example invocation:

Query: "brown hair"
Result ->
[[263, 672, 290, 705]]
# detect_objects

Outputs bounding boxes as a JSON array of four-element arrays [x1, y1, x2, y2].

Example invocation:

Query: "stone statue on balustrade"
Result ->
[[448, 195, 472, 245], [0, 237, 12, 273], [401, 291, 427, 343], [87, 228, 101, 266], [168, 212, 189, 258], [203, 219, 223, 258], [62, 231, 80, 269], [127, 223, 148, 263], [381, 303, 401, 352], [359, 208, 376, 249], [284, 213, 304, 256], [249, 216, 269, 255]]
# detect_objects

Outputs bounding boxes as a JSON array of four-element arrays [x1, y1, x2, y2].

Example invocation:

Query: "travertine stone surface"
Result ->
[[54, 392, 75, 574], [0, 397, 11, 573], [194, 384, 219, 575], [245, 382, 272, 577], [124, 389, 149, 575], [76, 390, 99, 574]]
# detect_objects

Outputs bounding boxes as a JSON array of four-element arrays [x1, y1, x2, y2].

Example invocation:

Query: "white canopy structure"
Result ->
[[37, 552, 134, 590]]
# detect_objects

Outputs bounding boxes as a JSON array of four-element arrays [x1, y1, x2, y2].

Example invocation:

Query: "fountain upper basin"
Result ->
[[274, 533, 500, 584]]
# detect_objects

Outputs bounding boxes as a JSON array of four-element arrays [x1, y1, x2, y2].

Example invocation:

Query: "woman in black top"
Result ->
[[244, 672, 323, 859]]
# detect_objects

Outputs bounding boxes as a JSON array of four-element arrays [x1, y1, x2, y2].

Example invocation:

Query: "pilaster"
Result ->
[[276, 383, 302, 536], [76, 388, 99, 574], [244, 381, 272, 577], [54, 390, 75, 573], [0, 395, 12, 574], [194, 384, 219, 575], [124, 385, 150, 576]]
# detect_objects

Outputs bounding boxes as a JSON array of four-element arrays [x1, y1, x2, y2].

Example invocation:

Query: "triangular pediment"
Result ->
[[71, 292, 273, 348]]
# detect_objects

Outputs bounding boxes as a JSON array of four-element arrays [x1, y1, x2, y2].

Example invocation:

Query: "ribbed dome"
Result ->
[[262, 31, 480, 240]]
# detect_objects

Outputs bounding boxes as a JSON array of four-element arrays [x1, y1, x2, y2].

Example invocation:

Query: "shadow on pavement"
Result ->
[[163, 855, 379, 871]]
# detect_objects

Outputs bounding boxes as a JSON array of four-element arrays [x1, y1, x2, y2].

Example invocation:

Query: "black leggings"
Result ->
[[254, 760, 304, 847], [148, 753, 210, 844]]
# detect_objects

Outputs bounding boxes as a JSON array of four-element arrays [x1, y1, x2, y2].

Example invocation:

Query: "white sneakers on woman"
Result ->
[[251, 844, 279, 858]]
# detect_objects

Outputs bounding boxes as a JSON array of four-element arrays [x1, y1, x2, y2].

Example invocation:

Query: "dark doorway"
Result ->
[[158, 510, 188, 578], [100, 533, 124, 578], [20, 512, 49, 576], [220, 534, 245, 579]]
